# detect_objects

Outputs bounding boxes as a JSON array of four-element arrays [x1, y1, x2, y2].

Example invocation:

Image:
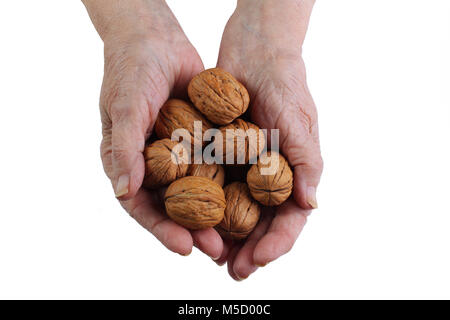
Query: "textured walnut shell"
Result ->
[[216, 182, 260, 240], [164, 176, 226, 230], [143, 139, 188, 189], [216, 119, 265, 165], [188, 68, 249, 125], [187, 163, 225, 187], [154, 99, 213, 149], [247, 152, 293, 206]]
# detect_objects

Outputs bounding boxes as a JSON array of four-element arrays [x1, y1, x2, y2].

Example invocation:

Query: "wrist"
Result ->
[[237, 0, 315, 10], [234, 0, 314, 46], [82, 0, 171, 42]]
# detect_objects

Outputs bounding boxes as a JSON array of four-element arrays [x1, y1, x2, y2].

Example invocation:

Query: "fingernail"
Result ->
[[179, 250, 192, 257], [255, 263, 267, 267], [236, 275, 248, 281], [306, 186, 318, 209], [115, 174, 129, 198], [211, 255, 221, 261]]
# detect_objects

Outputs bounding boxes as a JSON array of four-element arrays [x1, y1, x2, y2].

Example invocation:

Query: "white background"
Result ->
[[0, 0, 449, 299]]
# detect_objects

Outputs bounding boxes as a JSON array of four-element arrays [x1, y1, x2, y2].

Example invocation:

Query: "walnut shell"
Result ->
[[143, 139, 188, 189], [188, 68, 249, 125], [164, 176, 226, 230], [154, 99, 213, 149], [216, 119, 265, 165], [216, 182, 260, 240], [247, 152, 293, 206], [187, 163, 225, 187]]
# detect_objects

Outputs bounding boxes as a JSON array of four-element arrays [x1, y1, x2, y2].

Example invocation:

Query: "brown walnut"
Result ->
[[164, 176, 226, 230], [247, 152, 293, 206], [188, 68, 250, 125], [143, 139, 188, 189], [216, 119, 265, 165], [154, 99, 213, 150], [187, 163, 225, 187], [216, 182, 261, 240]]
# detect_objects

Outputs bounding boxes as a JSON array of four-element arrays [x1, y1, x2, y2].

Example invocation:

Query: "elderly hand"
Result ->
[[83, 0, 224, 259], [215, 0, 323, 280]]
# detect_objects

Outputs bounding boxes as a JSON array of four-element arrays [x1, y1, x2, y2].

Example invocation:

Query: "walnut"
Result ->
[[143, 139, 188, 189], [154, 99, 213, 149], [187, 163, 225, 187], [164, 176, 226, 230], [247, 152, 293, 206], [216, 182, 260, 240], [188, 68, 250, 125], [216, 119, 265, 165]]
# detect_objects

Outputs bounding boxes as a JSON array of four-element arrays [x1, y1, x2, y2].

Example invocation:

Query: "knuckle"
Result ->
[[110, 95, 149, 131], [112, 146, 129, 162], [100, 136, 112, 160], [316, 154, 324, 172], [308, 156, 324, 179], [288, 143, 323, 174], [127, 200, 143, 223], [100, 139, 113, 180], [110, 100, 133, 122], [101, 117, 112, 138]]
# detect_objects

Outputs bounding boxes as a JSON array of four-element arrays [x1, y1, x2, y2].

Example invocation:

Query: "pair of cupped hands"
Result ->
[[93, 0, 322, 280]]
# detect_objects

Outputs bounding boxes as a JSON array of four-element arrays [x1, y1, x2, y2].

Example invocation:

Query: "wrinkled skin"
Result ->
[[89, 0, 225, 259], [83, 0, 323, 280], [214, 0, 323, 280]]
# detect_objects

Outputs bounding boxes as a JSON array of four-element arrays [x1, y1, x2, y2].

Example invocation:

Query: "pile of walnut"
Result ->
[[144, 68, 293, 241]]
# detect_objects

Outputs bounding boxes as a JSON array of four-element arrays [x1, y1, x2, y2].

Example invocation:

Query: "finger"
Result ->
[[110, 97, 151, 200], [253, 199, 310, 266], [232, 209, 274, 280], [121, 189, 193, 256], [227, 244, 243, 281], [291, 139, 323, 210], [214, 238, 232, 266], [100, 125, 113, 180], [192, 228, 223, 261], [276, 98, 323, 210], [172, 56, 204, 99]]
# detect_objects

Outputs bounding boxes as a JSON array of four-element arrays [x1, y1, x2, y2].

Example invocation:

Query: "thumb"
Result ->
[[290, 138, 323, 210], [110, 99, 152, 200], [277, 104, 323, 210]]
